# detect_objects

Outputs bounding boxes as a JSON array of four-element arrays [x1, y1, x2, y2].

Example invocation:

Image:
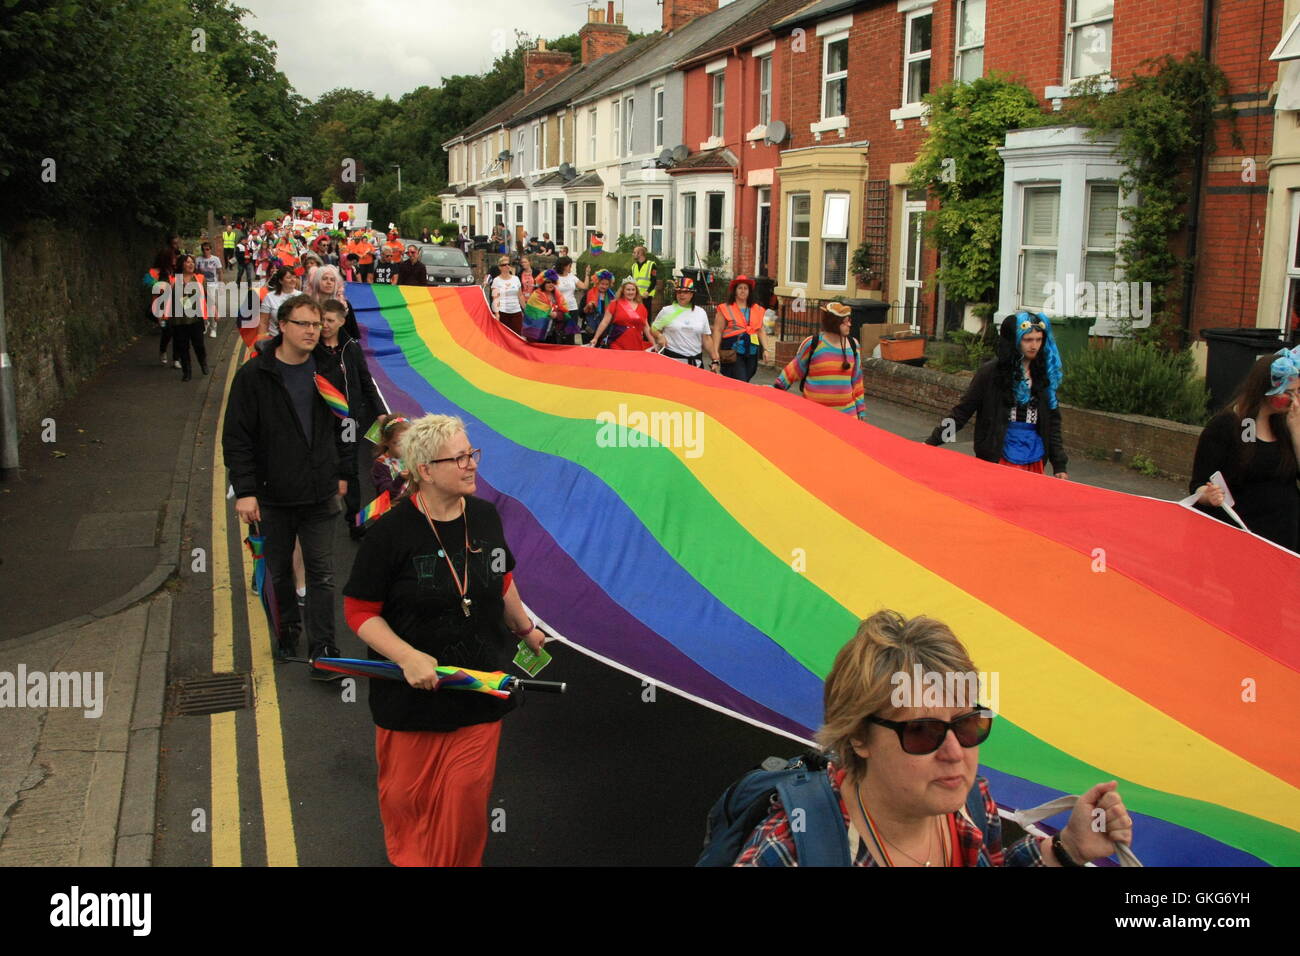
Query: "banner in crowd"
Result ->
[[290, 196, 313, 218], [349, 282, 1300, 868], [333, 202, 369, 230]]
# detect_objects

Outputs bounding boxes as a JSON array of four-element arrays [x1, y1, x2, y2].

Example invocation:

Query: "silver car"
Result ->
[[419, 246, 475, 285]]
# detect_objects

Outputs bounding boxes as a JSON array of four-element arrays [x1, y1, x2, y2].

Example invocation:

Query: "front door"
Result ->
[[757, 187, 771, 277], [899, 188, 927, 330]]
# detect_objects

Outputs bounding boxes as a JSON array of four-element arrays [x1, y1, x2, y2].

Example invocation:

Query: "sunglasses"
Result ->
[[866, 709, 993, 755]]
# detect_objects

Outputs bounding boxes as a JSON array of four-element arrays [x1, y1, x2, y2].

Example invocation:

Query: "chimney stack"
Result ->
[[523, 41, 573, 94], [662, 0, 716, 33], [579, 3, 630, 64]]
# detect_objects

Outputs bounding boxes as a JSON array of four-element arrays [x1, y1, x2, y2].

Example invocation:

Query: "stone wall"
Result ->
[[861, 358, 1202, 482], [2, 220, 157, 441]]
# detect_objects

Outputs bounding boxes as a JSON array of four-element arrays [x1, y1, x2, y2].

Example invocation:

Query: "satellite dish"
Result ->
[[558, 163, 576, 180], [656, 148, 674, 167], [671, 144, 689, 163], [498, 149, 512, 162], [764, 120, 789, 145]]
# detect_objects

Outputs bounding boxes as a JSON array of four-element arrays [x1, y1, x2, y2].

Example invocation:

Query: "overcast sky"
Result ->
[[239, 0, 666, 102]]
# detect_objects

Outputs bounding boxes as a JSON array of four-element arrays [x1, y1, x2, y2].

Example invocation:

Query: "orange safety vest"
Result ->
[[165, 274, 208, 321], [716, 303, 762, 339]]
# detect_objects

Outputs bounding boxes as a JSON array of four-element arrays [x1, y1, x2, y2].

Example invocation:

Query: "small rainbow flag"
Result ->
[[589, 234, 604, 255], [314, 374, 350, 420], [355, 490, 392, 527]]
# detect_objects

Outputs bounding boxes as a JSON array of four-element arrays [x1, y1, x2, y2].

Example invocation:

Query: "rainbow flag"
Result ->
[[355, 490, 392, 527], [589, 234, 604, 255], [522, 289, 556, 341], [314, 374, 349, 420], [346, 282, 1300, 867]]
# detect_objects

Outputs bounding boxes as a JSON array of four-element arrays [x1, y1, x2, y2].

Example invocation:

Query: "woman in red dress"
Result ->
[[591, 278, 655, 351]]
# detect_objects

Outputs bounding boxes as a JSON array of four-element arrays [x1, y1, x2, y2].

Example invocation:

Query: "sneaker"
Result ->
[[209, 327, 217, 338], [296, 592, 306, 609], [276, 634, 300, 661], [310, 645, 345, 681], [173, 360, 181, 370], [160, 354, 169, 366]]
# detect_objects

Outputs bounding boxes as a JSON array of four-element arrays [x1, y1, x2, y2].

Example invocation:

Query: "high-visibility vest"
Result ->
[[717, 303, 761, 339], [222, 230, 236, 248], [632, 259, 655, 295]]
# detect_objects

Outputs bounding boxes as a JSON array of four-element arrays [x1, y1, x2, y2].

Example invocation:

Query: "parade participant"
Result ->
[[341, 253, 361, 284], [234, 234, 251, 286], [274, 233, 299, 270], [492, 221, 508, 255], [772, 302, 867, 421], [924, 312, 1068, 478], [591, 279, 654, 351], [223, 294, 352, 673], [554, 257, 589, 344], [352, 232, 377, 283], [307, 264, 360, 340], [397, 244, 428, 286], [259, 267, 300, 338], [630, 245, 660, 318], [253, 226, 273, 278], [650, 277, 716, 368], [522, 270, 564, 342], [320, 298, 385, 538], [383, 230, 404, 261], [150, 249, 177, 367], [165, 254, 209, 381], [370, 414, 412, 501], [581, 269, 616, 343], [374, 244, 401, 285], [421, 226, 432, 245], [518, 255, 536, 299], [195, 242, 223, 338], [735, 609, 1134, 866], [342, 414, 546, 866], [490, 256, 524, 335], [540, 233, 556, 255], [1190, 348, 1300, 552], [222, 224, 237, 268], [712, 275, 769, 382]]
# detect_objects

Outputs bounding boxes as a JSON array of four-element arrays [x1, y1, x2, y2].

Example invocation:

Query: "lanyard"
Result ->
[[413, 492, 473, 617]]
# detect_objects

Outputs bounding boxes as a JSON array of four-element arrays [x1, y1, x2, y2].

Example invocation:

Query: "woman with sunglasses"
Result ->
[[343, 414, 545, 866], [1189, 347, 1300, 552], [924, 311, 1069, 478], [736, 609, 1132, 866], [772, 302, 866, 420]]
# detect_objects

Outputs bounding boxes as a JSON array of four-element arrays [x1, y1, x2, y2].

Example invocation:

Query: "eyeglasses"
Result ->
[[866, 709, 993, 756], [284, 318, 322, 330], [427, 448, 482, 470]]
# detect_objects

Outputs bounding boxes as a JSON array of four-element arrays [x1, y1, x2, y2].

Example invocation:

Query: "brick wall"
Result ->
[[860, 358, 1201, 481]]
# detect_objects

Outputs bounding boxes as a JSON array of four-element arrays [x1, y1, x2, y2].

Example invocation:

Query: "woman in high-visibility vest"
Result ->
[[165, 254, 209, 381], [712, 275, 770, 382]]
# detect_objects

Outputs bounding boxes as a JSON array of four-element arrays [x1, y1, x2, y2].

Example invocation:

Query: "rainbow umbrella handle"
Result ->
[[300, 657, 567, 695]]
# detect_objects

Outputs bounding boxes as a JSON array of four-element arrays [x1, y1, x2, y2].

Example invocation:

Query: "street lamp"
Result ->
[[392, 164, 402, 193]]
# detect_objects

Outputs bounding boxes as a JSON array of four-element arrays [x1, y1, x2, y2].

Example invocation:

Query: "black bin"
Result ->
[[1200, 327, 1289, 412], [753, 276, 777, 310], [837, 297, 891, 341]]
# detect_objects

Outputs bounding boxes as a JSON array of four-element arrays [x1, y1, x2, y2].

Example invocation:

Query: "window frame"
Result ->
[[787, 191, 812, 285], [1018, 185, 1062, 310], [1082, 181, 1120, 313], [557, 113, 565, 166], [588, 107, 597, 162], [612, 99, 621, 158], [758, 55, 773, 127], [650, 195, 665, 255], [653, 87, 665, 149], [902, 10, 933, 107], [1065, 0, 1114, 83], [821, 191, 851, 291], [711, 73, 726, 139], [532, 123, 541, 170], [625, 95, 635, 156], [706, 192, 726, 257], [820, 33, 849, 121], [955, 0, 985, 85], [682, 192, 698, 266]]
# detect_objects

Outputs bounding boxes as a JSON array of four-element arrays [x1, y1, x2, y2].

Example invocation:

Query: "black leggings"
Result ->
[[171, 322, 207, 372]]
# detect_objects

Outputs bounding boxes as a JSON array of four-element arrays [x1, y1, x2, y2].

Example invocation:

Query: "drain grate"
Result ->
[[174, 673, 252, 716]]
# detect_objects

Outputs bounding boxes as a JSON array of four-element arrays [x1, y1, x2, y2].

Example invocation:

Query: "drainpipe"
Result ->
[[1182, 0, 1216, 348], [0, 238, 19, 480]]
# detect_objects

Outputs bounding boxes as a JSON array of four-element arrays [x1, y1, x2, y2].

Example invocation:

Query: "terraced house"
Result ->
[[444, 0, 1298, 359]]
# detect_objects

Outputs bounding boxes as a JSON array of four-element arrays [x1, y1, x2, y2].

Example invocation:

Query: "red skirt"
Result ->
[[375, 721, 502, 867], [998, 458, 1045, 474]]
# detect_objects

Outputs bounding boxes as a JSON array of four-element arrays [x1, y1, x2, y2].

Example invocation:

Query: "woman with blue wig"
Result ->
[[1190, 346, 1300, 552], [924, 312, 1069, 478]]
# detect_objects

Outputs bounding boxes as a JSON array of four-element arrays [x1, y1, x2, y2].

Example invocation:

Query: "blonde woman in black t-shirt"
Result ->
[[343, 414, 545, 866]]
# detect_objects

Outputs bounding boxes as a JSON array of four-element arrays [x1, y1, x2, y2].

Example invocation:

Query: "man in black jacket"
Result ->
[[223, 294, 353, 676]]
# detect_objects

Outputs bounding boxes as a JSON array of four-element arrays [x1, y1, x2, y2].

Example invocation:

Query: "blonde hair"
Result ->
[[816, 610, 976, 779], [306, 264, 347, 304], [399, 414, 467, 486]]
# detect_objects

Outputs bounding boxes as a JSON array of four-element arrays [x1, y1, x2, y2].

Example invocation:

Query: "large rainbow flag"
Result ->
[[349, 283, 1300, 867]]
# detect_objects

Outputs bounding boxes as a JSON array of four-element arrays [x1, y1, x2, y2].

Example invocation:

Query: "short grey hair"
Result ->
[[400, 414, 467, 485]]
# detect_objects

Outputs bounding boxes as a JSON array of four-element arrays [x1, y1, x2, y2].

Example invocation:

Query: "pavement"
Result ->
[[0, 314, 1186, 868]]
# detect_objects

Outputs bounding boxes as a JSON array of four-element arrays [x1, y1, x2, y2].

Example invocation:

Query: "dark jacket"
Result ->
[[324, 333, 385, 440], [222, 337, 353, 506], [925, 359, 1068, 473]]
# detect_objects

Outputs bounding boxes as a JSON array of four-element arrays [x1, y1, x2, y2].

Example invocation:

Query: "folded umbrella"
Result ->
[[290, 657, 566, 695]]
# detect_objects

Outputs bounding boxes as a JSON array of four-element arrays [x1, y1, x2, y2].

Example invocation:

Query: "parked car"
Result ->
[[419, 245, 476, 286]]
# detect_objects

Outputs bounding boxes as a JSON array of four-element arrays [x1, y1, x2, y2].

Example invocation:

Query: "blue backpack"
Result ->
[[697, 751, 989, 867]]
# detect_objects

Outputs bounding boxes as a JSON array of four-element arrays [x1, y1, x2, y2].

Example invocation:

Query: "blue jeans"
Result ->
[[261, 498, 338, 655], [721, 343, 760, 382]]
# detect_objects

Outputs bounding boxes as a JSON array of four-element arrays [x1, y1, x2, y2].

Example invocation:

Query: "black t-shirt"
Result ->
[[276, 355, 317, 446], [397, 260, 428, 286], [373, 261, 398, 284], [343, 495, 519, 731]]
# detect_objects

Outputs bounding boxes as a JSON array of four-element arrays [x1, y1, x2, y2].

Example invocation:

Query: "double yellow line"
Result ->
[[209, 340, 298, 867]]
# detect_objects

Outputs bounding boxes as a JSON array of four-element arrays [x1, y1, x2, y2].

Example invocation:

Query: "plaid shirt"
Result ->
[[734, 766, 1045, 867]]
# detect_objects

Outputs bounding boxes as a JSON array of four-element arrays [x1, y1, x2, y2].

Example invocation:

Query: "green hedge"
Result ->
[[1059, 342, 1209, 425]]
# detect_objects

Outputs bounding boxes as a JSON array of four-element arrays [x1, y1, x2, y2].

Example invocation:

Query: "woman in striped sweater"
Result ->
[[773, 302, 867, 421]]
